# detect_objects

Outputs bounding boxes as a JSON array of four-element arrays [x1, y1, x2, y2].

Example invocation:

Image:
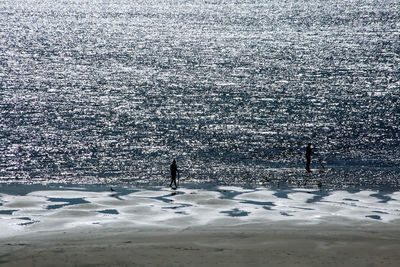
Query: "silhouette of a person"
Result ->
[[169, 159, 179, 188], [306, 143, 313, 173]]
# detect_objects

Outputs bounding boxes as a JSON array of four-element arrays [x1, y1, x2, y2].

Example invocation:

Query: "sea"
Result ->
[[1, 0, 399, 189]]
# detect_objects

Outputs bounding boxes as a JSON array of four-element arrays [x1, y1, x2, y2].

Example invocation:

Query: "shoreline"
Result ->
[[1, 184, 399, 266]]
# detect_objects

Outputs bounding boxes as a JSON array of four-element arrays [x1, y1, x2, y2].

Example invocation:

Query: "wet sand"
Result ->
[[1, 223, 400, 267], [1, 185, 400, 266]]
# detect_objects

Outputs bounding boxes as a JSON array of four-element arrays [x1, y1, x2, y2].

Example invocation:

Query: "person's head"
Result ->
[[308, 143, 312, 147], [173, 159, 176, 164]]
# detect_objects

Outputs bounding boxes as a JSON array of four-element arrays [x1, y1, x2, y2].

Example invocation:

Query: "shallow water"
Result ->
[[0, 184, 399, 238], [1, 0, 399, 188]]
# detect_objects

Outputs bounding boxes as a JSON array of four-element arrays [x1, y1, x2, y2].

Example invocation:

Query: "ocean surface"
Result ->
[[1, 0, 399, 188]]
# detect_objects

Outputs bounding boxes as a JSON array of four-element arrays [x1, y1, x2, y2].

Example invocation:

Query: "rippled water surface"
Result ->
[[1, 0, 399, 187]]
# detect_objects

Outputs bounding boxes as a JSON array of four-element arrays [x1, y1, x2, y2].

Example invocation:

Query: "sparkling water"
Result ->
[[1, 0, 399, 187]]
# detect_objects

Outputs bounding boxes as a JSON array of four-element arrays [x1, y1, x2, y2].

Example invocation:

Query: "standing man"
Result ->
[[169, 159, 179, 188], [305, 143, 313, 173]]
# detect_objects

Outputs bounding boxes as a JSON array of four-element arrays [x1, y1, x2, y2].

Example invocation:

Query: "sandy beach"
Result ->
[[1, 185, 400, 266], [1, 223, 400, 267]]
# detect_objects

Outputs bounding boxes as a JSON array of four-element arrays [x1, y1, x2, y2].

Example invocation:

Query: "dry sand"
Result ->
[[1, 222, 399, 267]]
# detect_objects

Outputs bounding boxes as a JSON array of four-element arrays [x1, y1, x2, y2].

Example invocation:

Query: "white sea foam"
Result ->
[[0, 187, 399, 238]]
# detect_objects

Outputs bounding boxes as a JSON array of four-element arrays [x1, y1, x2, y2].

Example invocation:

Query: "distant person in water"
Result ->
[[306, 143, 313, 173], [169, 159, 179, 188]]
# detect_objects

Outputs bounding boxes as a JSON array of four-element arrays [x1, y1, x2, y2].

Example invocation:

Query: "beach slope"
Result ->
[[1, 224, 400, 267]]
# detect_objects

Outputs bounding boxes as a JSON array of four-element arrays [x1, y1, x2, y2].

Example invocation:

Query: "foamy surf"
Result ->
[[0, 185, 399, 238]]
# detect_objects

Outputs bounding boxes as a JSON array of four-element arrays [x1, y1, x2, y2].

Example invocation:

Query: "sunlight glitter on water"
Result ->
[[0, 0, 399, 188]]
